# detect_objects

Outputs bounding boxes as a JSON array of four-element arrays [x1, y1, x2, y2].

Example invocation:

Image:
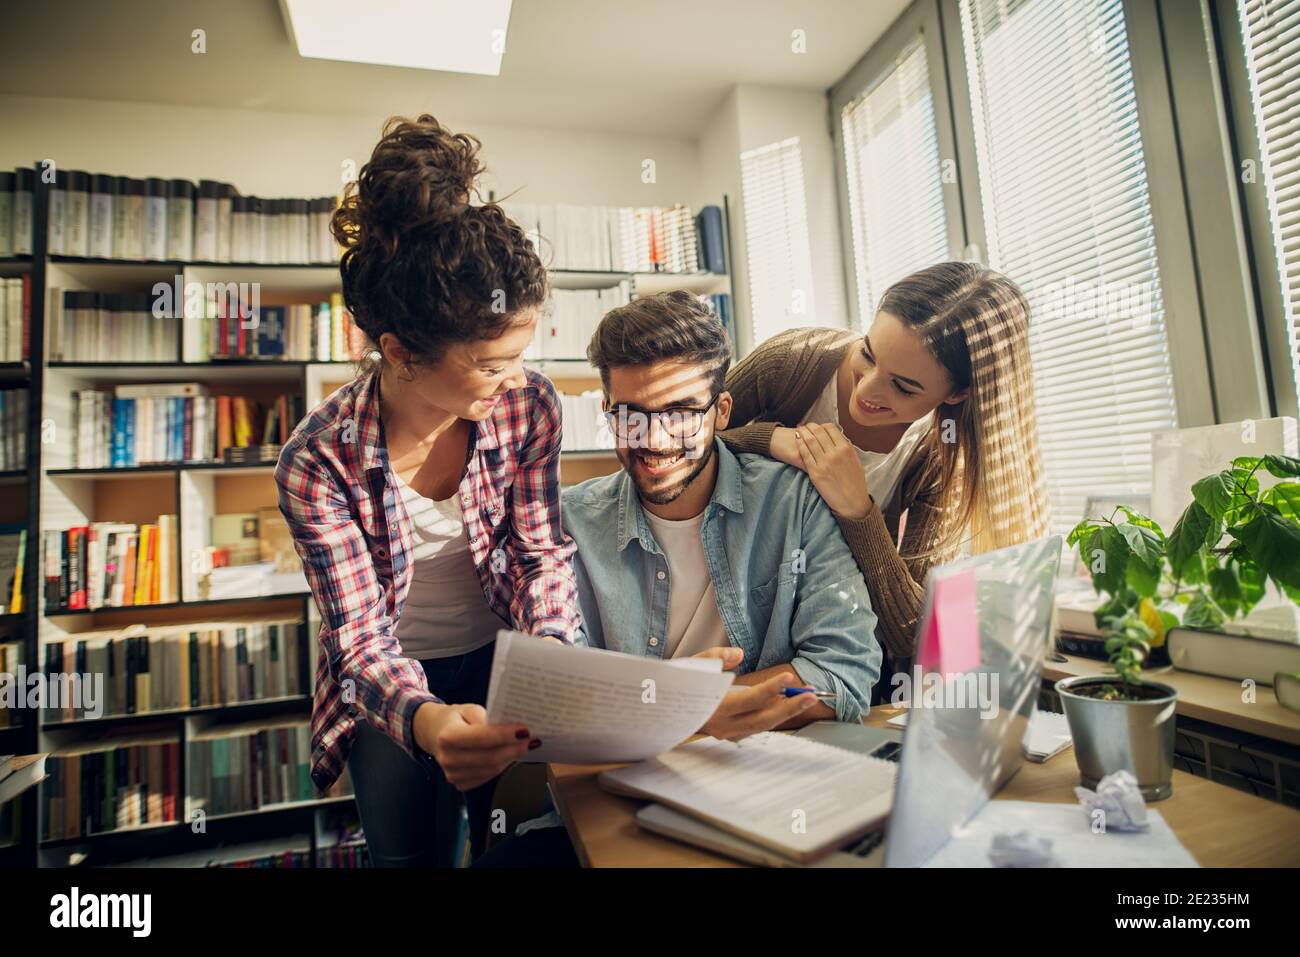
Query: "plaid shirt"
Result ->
[[275, 367, 580, 792]]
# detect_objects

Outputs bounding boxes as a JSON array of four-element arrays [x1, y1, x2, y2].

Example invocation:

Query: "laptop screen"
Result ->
[[884, 535, 1062, 868]]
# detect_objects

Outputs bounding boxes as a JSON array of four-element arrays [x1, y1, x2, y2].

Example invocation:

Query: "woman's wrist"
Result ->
[[413, 700, 451, 755]]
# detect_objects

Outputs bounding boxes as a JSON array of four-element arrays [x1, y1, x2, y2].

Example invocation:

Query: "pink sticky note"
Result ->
[[917, 567, 980, 676]]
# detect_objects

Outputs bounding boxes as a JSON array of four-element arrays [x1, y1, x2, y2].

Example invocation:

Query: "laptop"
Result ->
[[634, 534, 1064, 867]]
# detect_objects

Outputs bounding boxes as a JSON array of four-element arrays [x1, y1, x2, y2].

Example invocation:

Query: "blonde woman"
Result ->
[[719, 261, 1049, 673]]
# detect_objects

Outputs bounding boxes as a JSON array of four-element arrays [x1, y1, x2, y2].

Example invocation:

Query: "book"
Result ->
[[600, 732, 898, 865], [1166, 627, 1300, 685]]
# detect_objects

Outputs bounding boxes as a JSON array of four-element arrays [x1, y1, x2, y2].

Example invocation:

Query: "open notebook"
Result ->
[[598, 731, 897, 864]]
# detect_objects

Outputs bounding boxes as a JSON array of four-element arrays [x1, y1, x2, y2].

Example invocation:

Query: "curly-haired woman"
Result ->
[[275, 115, 579, 867]]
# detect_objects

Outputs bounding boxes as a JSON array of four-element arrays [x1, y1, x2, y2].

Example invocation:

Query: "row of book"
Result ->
[[41, 168, 338, 264], [71, 382, 303, 469], [501, 202, 704, 274], [42, 735, 181, 839], [39, 617, 306, 721], [48, 290, 179, 363], [43, 516, 178, 612], [0, 526, 26, 615], [206, 822, 368, 867], [187, 718, 326, 818], [0, 390, 26, 471], [526, 283, 632, 361], [0, 168, 34, 257], [1, 275, 30, 361], [559, 391, 615, 452], [0, 641, 21, 729], [206, 292, 366, 362], [704, 293, 735, 346]]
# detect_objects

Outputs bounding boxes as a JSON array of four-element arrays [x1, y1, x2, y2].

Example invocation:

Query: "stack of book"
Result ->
[[501, 202, 701, 273], [0, 525, 25, 614], [526, 283, 632, 360], [0, 275, 30, 361], [559, 391, 615, 452], [70, 382, 302, 469], [47, 290, 178, 362], [199, 507, 306, 601], [42, 733, 181, 839], [206, 292, 365, 362], [0, 389, 27, 470], [39, 617, 305, 721], [43, 515, 178, 612], [186, 717, 320, 818]]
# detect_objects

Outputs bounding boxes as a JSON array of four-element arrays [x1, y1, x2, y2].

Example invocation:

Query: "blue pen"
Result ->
[[783, 686, 837, 700]]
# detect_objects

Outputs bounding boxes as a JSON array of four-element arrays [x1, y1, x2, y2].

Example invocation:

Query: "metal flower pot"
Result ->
[[1055, 675, 1178, 801]]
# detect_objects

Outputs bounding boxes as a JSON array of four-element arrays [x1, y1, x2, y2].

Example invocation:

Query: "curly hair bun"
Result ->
[[334, 114, 485, 256], [331, 114, 549, 365]]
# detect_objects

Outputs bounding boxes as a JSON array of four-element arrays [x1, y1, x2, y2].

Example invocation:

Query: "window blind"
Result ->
[[740, 137, 817, 348], [841, 37, 952, 326], [959, 0, 1179, 534], [1237, 0, 1300, 410]]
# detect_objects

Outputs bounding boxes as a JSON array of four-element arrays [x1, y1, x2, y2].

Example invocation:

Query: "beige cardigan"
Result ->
[[718, 327, 949, 660]]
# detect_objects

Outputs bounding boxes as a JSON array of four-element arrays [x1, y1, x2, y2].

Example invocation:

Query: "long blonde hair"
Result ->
[[877, 261, 1049, 559]]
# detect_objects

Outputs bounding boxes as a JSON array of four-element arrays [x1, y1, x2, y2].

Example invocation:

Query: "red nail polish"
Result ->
[[515, 729, 530, 740], [528, 739, 542, 750]]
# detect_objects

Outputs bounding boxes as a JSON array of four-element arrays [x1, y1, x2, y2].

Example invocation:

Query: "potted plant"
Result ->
[[1057, 453, 1300, 800]]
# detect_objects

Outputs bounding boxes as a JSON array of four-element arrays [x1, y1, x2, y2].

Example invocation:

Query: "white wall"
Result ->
[[0, 94, 701, 208]]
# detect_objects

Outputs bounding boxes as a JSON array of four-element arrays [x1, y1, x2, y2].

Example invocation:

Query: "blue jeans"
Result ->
[[346, 640, 497, 867]]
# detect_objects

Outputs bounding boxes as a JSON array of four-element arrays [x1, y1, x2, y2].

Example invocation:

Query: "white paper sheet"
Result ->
[[484, 630, 734, 763], [922, 799, 1199, 867], [602, 732, 897, 859]]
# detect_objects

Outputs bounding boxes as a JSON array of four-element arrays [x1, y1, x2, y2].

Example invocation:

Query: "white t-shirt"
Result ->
[[801, 376, 933, 510], [641, 509, 731, 659], [392, 473, 508, 660]]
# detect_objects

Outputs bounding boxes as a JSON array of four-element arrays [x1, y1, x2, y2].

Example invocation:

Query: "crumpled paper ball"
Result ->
[[1074, 769, 1149, 832], [988, 830, 1056, 867]]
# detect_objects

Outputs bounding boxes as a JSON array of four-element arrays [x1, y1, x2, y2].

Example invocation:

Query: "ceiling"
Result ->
[[0, 0, 910, 136]]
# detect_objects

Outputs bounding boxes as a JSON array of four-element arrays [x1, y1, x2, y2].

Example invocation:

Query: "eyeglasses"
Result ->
[[604, 394, 720, 443]]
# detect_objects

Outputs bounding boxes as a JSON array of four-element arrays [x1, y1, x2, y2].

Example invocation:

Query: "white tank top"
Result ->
[[392, 472, 507, 660]]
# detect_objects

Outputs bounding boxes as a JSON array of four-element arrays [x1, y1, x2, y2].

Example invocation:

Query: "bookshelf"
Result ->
[[0, 162, 734, 866]]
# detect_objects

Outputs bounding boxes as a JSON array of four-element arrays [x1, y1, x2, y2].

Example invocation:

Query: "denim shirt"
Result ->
[[562, 440, 882, 722]]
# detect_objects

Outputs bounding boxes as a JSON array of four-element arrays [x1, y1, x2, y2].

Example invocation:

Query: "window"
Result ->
[[740, 137, 817, 347], [960, 0, 1180, 534], [840, 37, 952, 326], [1236, 0, 1300, 412]]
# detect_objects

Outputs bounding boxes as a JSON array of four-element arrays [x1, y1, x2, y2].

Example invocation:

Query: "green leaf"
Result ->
[[1067, 518, 1103, 549], [1167, 501, 1221, 581], [1207, 566, 1242, 618], [1261, 483, 1300, 522], [1092, 525, 1131, 594], [1117, 507, 1165, 540], [1225, 468, 1261, 525], [1235, 511, 1300, 591], [1233, 558, 1268, 613], [1158, 610, 1180, 633], [1193, 470, 1236, 521], [1232, 455, 1263, 471], [1184, 591, 1227, 629], [1116, 523, 1163, 570], [1125, 555, 1160, 598], [1263, 454, 1300, 478]]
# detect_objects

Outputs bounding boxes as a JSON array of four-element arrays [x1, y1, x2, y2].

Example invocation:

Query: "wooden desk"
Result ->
[[1044, 654, 1300, 747], [548, 706, 1300, 867]]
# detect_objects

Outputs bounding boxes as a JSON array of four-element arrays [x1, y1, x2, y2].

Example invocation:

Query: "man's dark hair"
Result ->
[[586, 290, 732, 394]]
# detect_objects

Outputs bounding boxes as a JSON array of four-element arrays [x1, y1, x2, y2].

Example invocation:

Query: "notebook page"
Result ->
[[484, 630, 734, 764], [602, 732, 897, 857]]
